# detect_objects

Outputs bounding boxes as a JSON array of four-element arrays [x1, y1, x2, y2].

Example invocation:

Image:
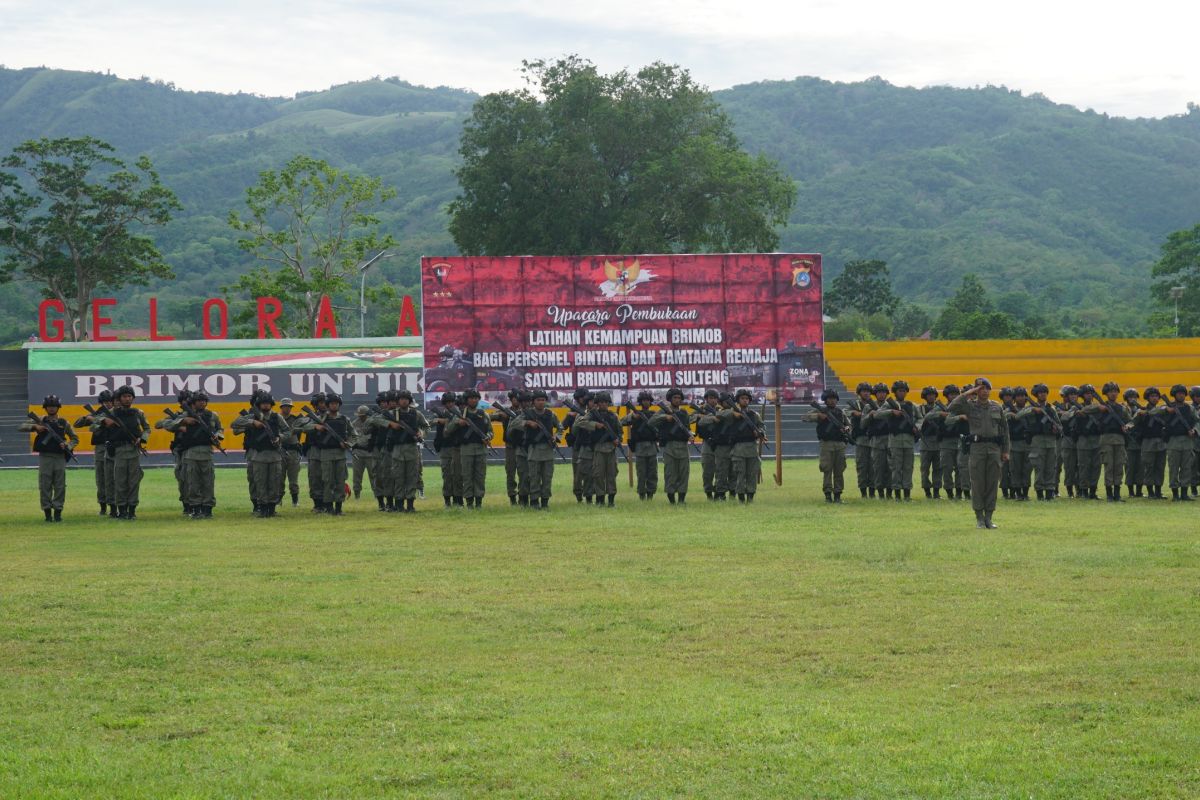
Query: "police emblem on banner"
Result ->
[[791, 259, 814, 290]]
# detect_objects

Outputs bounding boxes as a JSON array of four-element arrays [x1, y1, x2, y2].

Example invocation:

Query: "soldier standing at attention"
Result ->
[[846, 382, 876, 498], [277, 398, 303, 507], [449, 389, 492, 508], [997, 387, 1015, 499], [1073, 384, 1103, 500], [1163, 384, 1198, 501], [369, 389, 428, 513], [368, 393, 393, 512], [862, 383, 893, 498], [232, 392, 287, 517], [304, 393, 328, 512], [1134, 387, 1168, 500], [512, 389, 561, 510], [651, 388, 695, 505], [156, 389, 191, 513], [20, 394, 78, 521], [512, 391, 534, 507], [350, 405, 377, 502], [576, 391, 622, 507], [807, 389, 850, 503], [935, 385, 964, 499], [432, 392, 465, 508], [1019, 383, 1062, 501], [1056, 386, 1080, 498], [492, 389, 523, 506], [1122, 388, 1144, 498], [718, 389, 765, 503], [1190, 386, 1200, 497], [946, 378, 1010, 529], [563, 387, 591, 503], [162, 391, 223, 519], [75, 390, 114, 516], [1083, 381, 1133, 502], [623, 391, 660, 500], [101, 385, 151, 520], [1005, 387, 1032, 501], [694, 389, 722, 500], [884, 379, 918, 501], [300, 394, 353, 514], [917, 386, 943, 499]]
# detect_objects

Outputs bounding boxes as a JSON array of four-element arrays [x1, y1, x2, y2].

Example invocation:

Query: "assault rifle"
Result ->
[[460, 408, 502, 458], [300, 405, 351, 450], [84, 403, 149, 456], [174, 398, 227, 455], [236, 407, 287, 456], [656, 400, 704, 457], [884, 398, 921, 438], [568, 397, 631, 468], [809, 401, 851, 444], [382, 407, 438, 456], [26, 412, 79, 462]]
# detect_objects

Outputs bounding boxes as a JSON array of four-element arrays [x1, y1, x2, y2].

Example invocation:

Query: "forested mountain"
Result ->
[[1, 66, 1198, 342]]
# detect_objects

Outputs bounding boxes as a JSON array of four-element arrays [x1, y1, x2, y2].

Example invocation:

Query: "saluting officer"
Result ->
[[20, 394, 78, 521], [946, 378, 1010, 529], [623, 391, 660, 500], [651, 388, 695, 504]]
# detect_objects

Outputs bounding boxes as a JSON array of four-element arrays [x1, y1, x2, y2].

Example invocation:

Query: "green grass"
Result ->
[[1, 463, 1198, 798]]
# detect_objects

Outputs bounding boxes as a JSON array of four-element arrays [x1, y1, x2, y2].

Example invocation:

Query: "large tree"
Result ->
[[448, 57, 796, 255], [823, 259, 901, 317], [0, 137, 179, 340], [1149, 222, 1200, 337], [932, 273, 1020, 340], [227, 155, 396, 337]]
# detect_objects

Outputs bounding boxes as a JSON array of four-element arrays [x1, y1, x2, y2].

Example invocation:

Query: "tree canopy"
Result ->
[[1149, 222, 1200, 336], [447, 57, 796, 256]]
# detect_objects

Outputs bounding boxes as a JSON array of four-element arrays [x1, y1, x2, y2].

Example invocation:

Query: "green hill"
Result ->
[[1, 66, 1198, 341]]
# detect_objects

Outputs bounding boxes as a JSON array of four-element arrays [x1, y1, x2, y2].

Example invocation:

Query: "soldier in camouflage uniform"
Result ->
[[1073, 384, 1102, 500], [806, 389, 850, 503], [492, 389, 523, 505], [303, 393, 329, 511], [448, 388, 492, 508], [510, 389, 562, 509], [934, 385, 963, 499], [162, 390, 224, 518], [846, 382, 876, 498], [942, 385, 974, 501], [156, 389, 192, 513], [1122, 388, 1143, 498], [1164, 384, 1198, 502], [1003, 387, 1032, 501], [99, 385, 151, 520], [916, 386, 943, 499], [1190, 386, 1200, 497], [298, 394, 353, 514], [651, 388, 695, 504], [20, 394, 78, 521], [718, 388, 765, 503], [1134, 387, 1168, 499], [623, 391, 660, 500], [369, 389, 428, 512], [431, 392, 465, 507], [232, 392, 288, 517], [1082, 381, 1133, 502], [564, 388, 592, 503], [997, 387, 1015, 498], [277, 398, 304, 506], [576, 391, 622, 506], [75, 390, 115, 516], [694, 389, 722, 500], [862, 383, 893, 498], [351, 405, 378, 502], [946, 378, 1010, 529], [883, 379, 918, 501], [1019, 383, 1062, 500], [1056, 386, 1080, 497]]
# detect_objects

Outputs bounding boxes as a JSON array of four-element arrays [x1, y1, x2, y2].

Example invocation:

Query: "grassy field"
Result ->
[[1, 462, 1198, 799]]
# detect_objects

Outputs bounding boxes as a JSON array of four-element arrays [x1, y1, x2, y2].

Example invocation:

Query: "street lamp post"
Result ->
[[358, 251, 394, 337], [1169, 286, 1185, 337]]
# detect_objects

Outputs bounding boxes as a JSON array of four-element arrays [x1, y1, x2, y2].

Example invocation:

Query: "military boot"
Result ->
[[291, 489, 299, 506], [99, 503, 107, 516], [824, 491, 832, 503], [975, 510, 985, 529], [984, 512, 998, 529], [43, 508, 53, 522]]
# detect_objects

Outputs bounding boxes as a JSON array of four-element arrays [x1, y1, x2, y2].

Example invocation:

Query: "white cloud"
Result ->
[[0, 0, 1196, 117]]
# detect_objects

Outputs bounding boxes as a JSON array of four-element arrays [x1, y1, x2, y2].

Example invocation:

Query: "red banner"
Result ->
[[421, 253, 824, 404]]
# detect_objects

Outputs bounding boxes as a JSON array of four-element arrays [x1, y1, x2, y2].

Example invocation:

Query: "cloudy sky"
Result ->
[[1, 0, 1195, 118]]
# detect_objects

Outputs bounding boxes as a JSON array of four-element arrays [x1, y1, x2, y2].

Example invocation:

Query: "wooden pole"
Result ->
[[773, 390, 783, 486]]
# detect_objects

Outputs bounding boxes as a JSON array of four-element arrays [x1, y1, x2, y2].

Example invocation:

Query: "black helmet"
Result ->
[[872, 382, 888, 394], [396, 390, 413, 401], [998, 386, 1013, 398], [704, 388, 719, 399], [665, 388, 683, 401], [191, 391, 210, 403], [891, 379, 909, 392], [507, 389, 520, 400], [256, 393, 276, 406], [115, 385, 136, 399], [440, 391, 458, 404], [1061, 385, 1078, 397], [637, 390, 654, 403], [1143, 386, 1160, 400], [177, 389, 193, 403], [1101, 381, 1120, 395], [462, 388, 481, 400], [1191, 386, 1200, 399], [1013, 386, 1028, 397], [856, 381, 872, 393], [325, 394, 343, 406], [1032, 383, 1049, 396], [1170, 383, 1188, 397], [97, 389, 114, 403], [735, 388, 753, 401], [1123, 388, 1139, 401], [375, 392, 387, 404], [573, 387, 590, 401], [1078, 383, 1096, 397], [311, 392, 326, 404], [718, 391, 735, 406], [593, 391, 611, 403], [531, 389, 548, 401], [821, 389, 840, 402], [42, 394, 61, 408], [943, 384, 960, 396], [960, 384, 973, 394], [921, 386, 938, 399]]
